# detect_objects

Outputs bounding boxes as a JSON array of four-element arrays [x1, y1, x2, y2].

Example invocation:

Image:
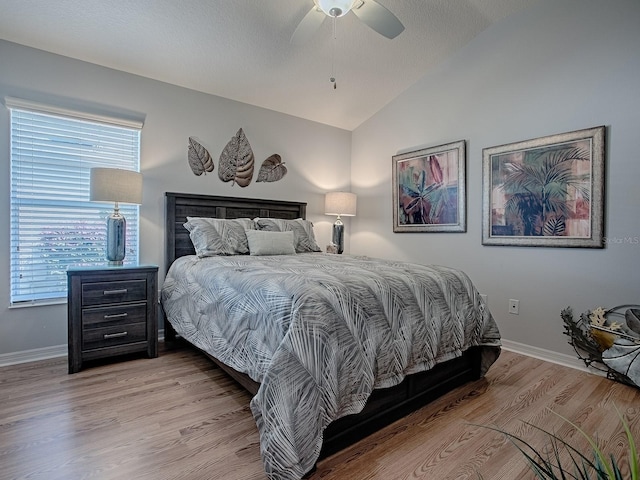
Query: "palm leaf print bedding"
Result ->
[[161, 253, 501, 480]]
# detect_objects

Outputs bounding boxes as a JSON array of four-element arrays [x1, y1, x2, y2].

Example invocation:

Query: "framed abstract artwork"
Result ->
[[392, 140, 466, 233], [482, 126, 605, 247]]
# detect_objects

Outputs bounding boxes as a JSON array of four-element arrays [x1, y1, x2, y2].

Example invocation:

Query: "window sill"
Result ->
[[9, 298, 67, 309]]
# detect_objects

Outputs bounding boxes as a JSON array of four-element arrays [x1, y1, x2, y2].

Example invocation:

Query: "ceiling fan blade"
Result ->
[[352, 0, 405, 39], [291, 6, 326, 45]]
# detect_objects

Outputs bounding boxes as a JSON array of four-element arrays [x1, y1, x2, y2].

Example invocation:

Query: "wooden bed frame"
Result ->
[[163, 192, 482, 460]]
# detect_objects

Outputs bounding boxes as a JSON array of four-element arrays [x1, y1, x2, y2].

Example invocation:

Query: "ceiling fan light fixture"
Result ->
[[315, 0, 357, 17]]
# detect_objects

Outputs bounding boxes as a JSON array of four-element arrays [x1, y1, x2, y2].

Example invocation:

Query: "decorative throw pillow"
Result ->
[[184, 217, 255, 256], [254, 218, 321, 253], [245, 229, 296, 256]]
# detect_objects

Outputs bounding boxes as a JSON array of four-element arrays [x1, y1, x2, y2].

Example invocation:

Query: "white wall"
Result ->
[[350, 0, 640, 356], [0, 40, 352, 355]]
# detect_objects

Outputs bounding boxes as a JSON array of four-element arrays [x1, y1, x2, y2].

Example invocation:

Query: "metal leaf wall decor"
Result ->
[[257, 154, 287, 183], [218, 128, 254, 187], [187, 137, 214, 176]]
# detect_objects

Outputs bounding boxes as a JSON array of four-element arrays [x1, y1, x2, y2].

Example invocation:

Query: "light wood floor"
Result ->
[[1, 345, 639, 480]]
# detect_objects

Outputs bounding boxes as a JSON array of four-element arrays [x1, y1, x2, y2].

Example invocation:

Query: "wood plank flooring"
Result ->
[[1, 345, 639, 480]]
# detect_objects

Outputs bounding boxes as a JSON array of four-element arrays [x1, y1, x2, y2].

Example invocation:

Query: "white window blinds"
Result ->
[[8, 99, 142, 305]]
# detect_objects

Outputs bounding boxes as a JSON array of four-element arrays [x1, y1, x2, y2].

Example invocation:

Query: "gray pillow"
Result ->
[[245, 229, 296, 256], [184, 217, 255, 256], [254, 218, 321, 253]]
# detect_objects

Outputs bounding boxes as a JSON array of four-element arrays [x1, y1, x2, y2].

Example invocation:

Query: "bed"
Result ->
[[161, 192, 501, 480]]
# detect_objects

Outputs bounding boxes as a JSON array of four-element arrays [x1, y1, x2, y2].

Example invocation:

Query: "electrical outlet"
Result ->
[[508, 299, 520, 315]]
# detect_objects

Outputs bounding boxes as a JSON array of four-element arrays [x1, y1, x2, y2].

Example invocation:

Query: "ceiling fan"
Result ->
[[291, 0, 405, 45]]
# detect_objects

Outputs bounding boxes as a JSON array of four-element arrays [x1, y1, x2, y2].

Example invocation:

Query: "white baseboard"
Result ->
[[0, 344, 67, 367], [500, 339, 604, 377]]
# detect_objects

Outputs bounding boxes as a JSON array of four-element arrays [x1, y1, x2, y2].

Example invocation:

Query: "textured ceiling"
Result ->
[[0, 0, 532, 130]]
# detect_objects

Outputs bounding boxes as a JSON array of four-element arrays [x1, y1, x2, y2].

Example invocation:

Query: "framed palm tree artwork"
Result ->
[[482, 126, 605, 247], [392, 140, 466, 233]]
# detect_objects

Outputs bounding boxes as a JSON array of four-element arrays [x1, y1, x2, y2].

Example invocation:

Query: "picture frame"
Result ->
[[482, 126, 605, 248], [392, 140, 466, 233]]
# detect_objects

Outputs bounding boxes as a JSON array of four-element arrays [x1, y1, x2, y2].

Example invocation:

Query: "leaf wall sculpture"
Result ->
[[218, 128, 254, 187], [257, 154, 287, 183], [187, 137, 214, 176]]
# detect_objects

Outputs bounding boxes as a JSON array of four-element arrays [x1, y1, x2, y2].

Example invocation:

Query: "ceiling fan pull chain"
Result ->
[[330, 15, 337, 89]]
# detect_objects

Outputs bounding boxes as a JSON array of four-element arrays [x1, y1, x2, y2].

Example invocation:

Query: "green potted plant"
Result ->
[[479, 410, 638, 479]]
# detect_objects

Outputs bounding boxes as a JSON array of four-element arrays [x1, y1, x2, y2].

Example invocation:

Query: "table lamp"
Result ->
[[325, 191, 357, 254], [90, 167, 142, 265]]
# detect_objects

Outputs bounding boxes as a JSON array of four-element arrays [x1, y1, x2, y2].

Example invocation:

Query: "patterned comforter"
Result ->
[[161, 253, 501, 480]]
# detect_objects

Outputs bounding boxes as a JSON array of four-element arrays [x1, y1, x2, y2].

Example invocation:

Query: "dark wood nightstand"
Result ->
[[67, 265, 159, 374]]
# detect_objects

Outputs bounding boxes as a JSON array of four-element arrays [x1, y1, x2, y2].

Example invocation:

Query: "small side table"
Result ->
[[67, 265, 158, 374]]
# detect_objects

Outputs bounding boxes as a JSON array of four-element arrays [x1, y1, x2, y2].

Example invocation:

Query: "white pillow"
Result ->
[[245, 229, 296, 256], [253, 218, 321, 253]]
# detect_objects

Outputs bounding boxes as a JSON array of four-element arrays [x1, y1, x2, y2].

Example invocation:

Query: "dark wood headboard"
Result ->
[[164, 192, 307, 272]]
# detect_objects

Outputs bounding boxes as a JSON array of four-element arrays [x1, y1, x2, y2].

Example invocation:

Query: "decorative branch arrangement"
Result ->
[[186, 128, 287, 187], [561, 305, 640, 388]]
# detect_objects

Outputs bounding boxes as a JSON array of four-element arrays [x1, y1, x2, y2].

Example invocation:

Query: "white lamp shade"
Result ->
[[325, 191, 357, 217], [90, 168, 143, 204]]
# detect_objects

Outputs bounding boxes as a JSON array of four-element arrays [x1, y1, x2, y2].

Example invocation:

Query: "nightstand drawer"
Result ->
[[82, 322, 147, 350], [82, 304, 147, 329], [82, 279, 147, 306]]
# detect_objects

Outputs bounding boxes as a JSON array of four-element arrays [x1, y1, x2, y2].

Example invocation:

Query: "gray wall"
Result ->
[[0, 40, 352, 355], [350, 0, 640, 356], [2, 0, 640, 361]]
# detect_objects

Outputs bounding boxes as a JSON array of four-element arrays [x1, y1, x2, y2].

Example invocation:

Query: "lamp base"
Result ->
[[332, 219, 344, 254], [106, 212, 126, 264]]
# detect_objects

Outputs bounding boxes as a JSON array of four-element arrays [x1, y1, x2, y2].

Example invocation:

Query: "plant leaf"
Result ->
[[550, 410, 617, 479], [429, 155, 443, 184], [187, 137, 214, 176], [474, 410, 640, 480], [543, 215, 566, 236], [257, 154, 287, 183], [218, 128, 254, 187], [616, 406, 639, 480]]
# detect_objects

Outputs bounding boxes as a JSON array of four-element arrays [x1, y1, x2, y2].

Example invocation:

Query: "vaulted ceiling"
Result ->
[[0, 0, 533, 130]]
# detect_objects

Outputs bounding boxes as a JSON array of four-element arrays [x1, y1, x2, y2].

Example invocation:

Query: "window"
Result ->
[[7, 98, 142, 305]]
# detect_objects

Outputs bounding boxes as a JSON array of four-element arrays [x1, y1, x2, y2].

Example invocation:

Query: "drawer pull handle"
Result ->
[[104, 332, 128, 339], [104, 313, 128, 320], [103, 288, 128, 296]]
